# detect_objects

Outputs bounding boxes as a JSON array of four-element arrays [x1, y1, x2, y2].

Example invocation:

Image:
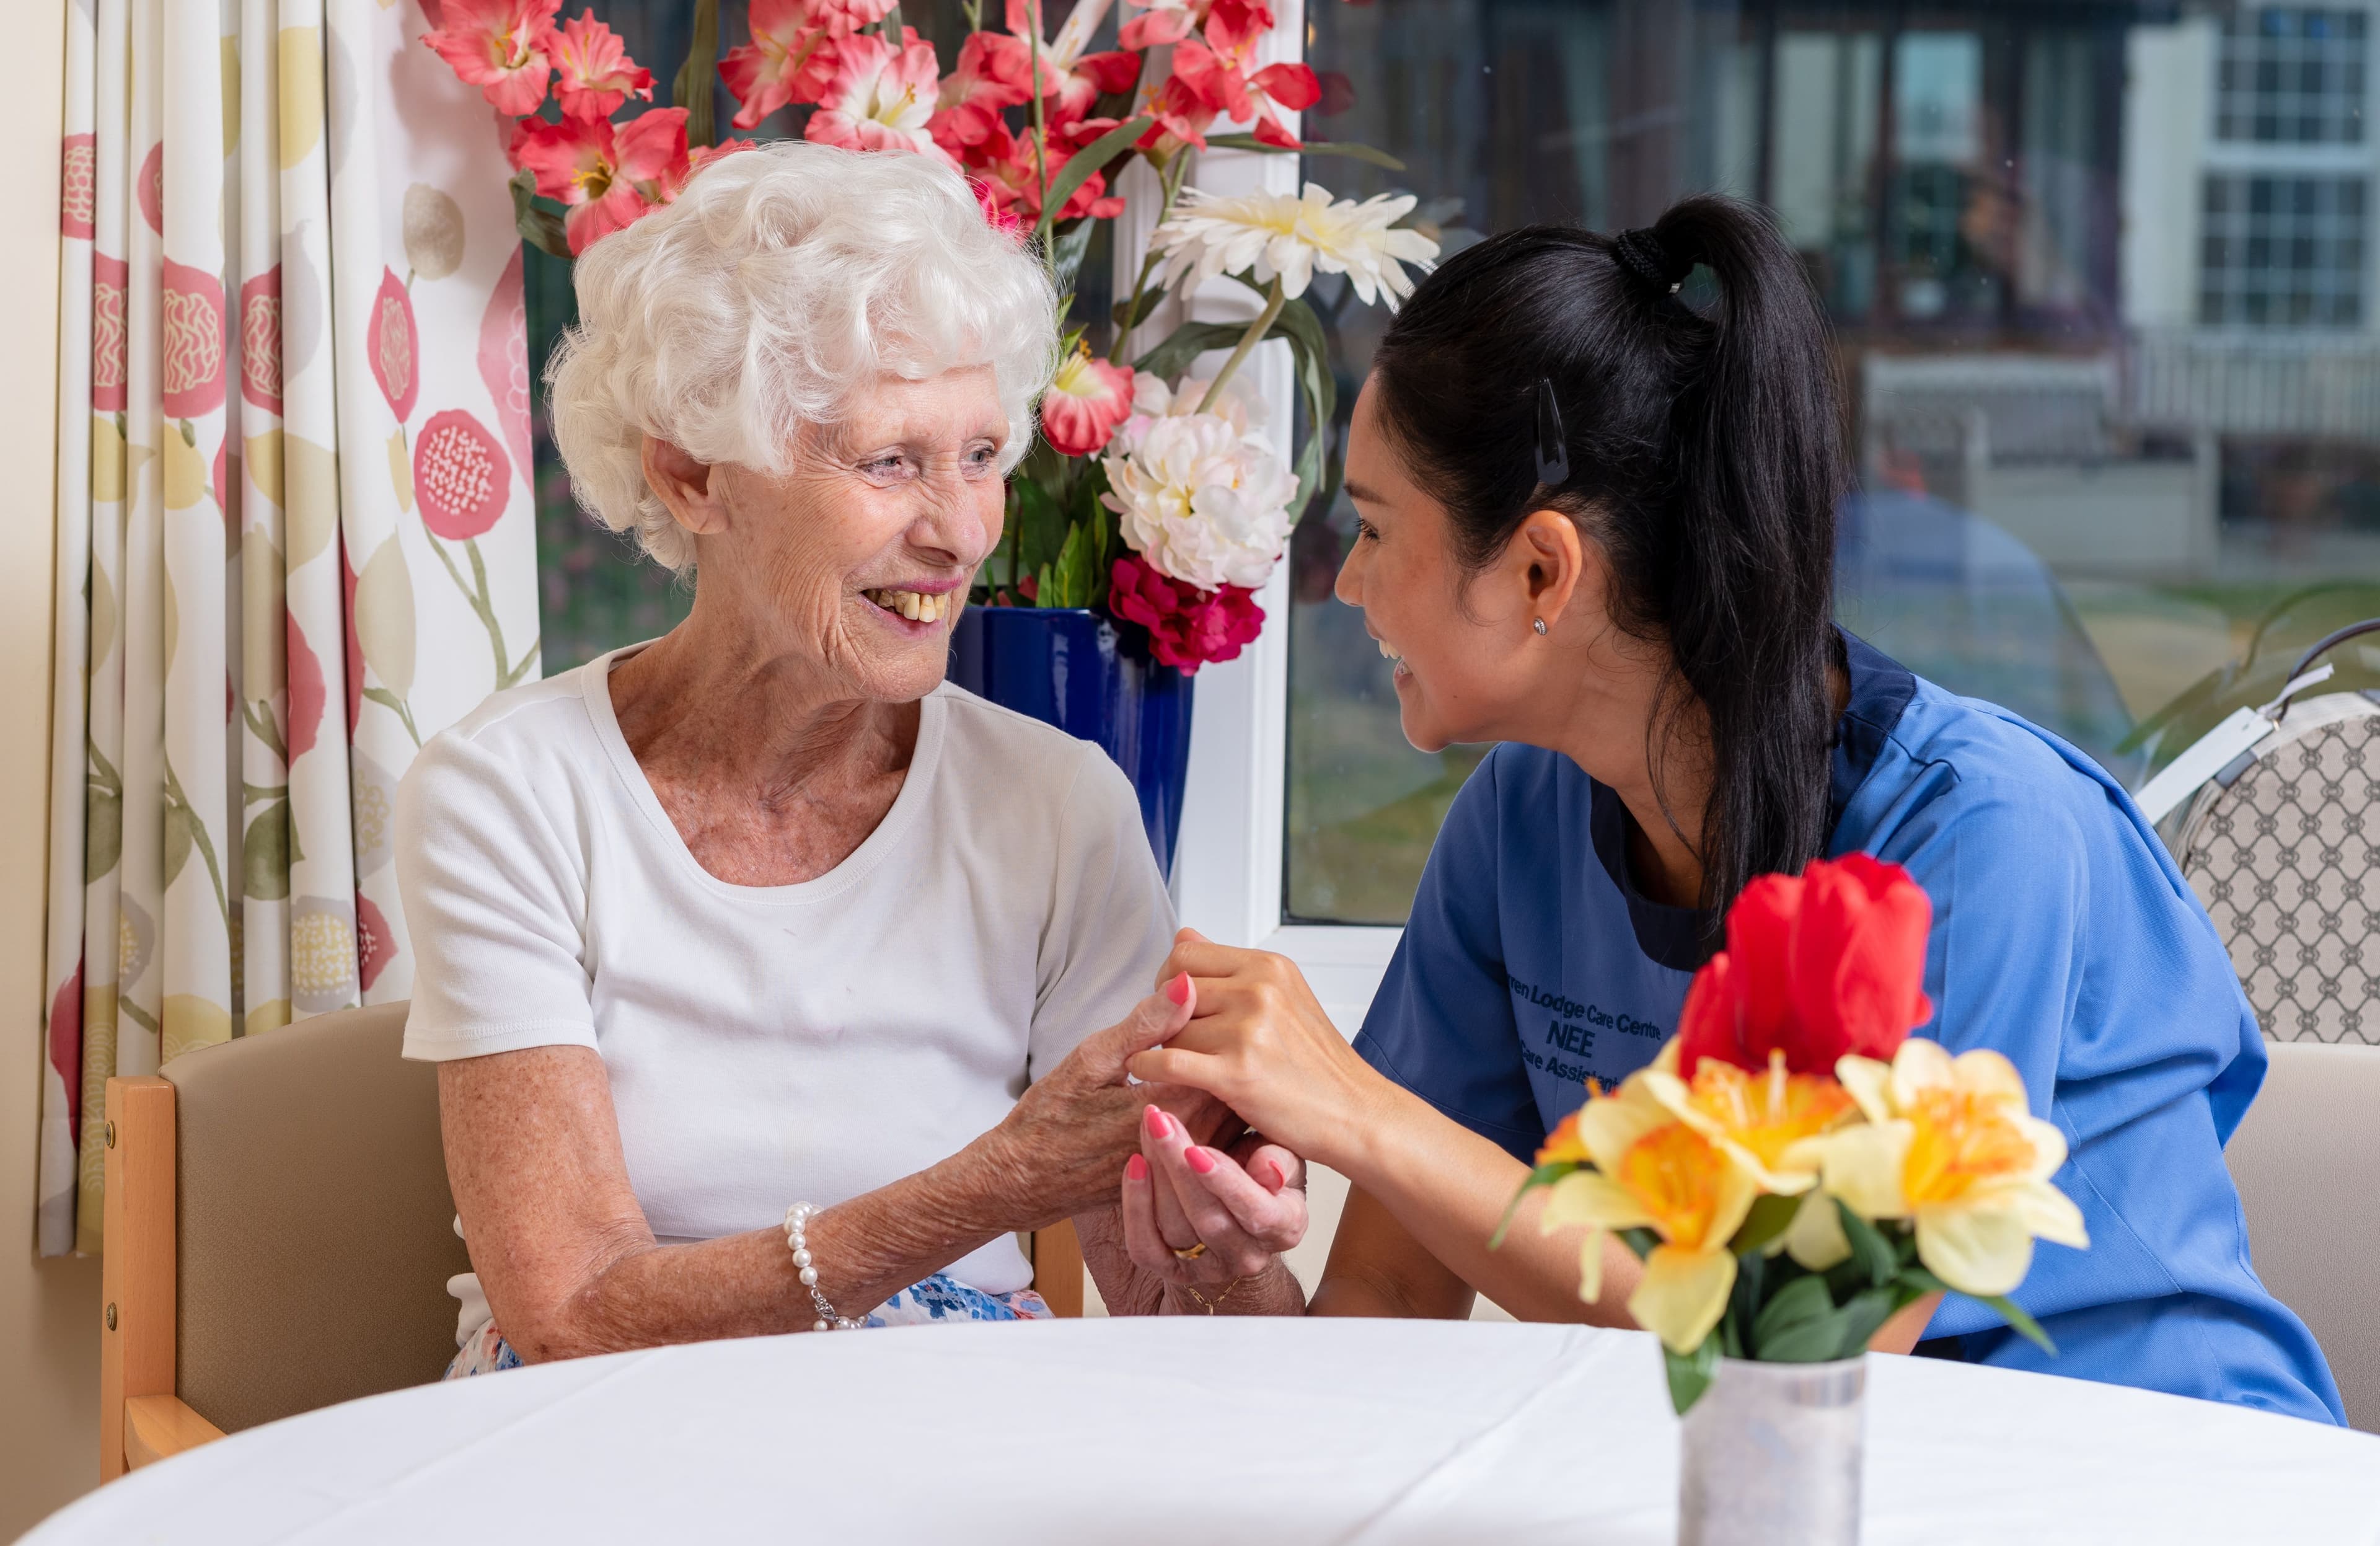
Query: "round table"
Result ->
[[28, 1319, 2380, 1544]]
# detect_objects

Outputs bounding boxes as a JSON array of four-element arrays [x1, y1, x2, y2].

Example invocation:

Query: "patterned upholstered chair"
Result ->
[[2175, 622, 2380, 1043]]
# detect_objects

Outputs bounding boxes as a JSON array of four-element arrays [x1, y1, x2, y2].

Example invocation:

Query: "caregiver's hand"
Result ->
[[973, 976, 1232, 1228], [1126, 929, 1390, 1171], [1121, 1104, 1309, 1310]]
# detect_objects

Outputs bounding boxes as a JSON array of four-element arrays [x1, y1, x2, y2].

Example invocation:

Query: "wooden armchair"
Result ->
[[100, 1000, 1086, 1478]]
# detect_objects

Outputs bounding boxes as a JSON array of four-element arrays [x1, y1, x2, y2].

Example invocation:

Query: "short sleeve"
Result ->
[[1354, 751, 1539, 1160], [1026, 744, 1178, 1081], [394, 725, 599, 1061]]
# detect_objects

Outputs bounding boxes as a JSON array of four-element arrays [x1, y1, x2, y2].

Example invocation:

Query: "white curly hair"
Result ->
[[547, 141, 1059, 573]]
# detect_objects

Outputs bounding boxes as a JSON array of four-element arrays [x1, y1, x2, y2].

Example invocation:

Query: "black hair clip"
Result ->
[[1533, 378, 1569, 487]]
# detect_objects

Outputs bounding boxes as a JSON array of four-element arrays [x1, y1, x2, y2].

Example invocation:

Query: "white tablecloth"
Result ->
[[26, 1319, 2380, 1545]]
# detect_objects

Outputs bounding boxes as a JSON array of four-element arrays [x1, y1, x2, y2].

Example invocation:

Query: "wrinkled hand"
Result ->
[[1124, 929, 1386, 1170], [1121, 1103, 1307, 1293], [973, 976, 1235, 1230]]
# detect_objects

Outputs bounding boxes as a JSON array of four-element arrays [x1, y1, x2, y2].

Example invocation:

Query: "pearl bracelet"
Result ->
[[785, 1203, 859, 1332]]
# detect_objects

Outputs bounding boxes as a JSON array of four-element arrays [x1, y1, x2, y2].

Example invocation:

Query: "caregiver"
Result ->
[[1121, 195, 2343, 1423]]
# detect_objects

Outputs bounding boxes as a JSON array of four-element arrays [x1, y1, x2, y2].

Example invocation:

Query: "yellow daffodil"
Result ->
[[1644, 1051, 1858, 1194], [1539, 1072, 1756, 1354], [1800, 1039, 2088, 1297]]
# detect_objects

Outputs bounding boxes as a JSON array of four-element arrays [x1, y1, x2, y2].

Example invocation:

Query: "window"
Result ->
[[1239, 1, 2380, 1021], [2199, 174, 2368, 327], [2216, 7, 2367, 146]]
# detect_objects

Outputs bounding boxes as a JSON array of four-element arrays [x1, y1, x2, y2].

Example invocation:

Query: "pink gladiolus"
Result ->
[[804, 29, 950, 163], [540, 12, 653, 121], [973, 177, 1026, 239], [1170, 34, 1316, 149], [1119, 0, 1214, 50], [1039, 346, 1137, 457], [422, 0, 563, 117], [720, 0, 883, 129], [969, 123, 1124, 225], [929, 31, 1041, 161], [510, 107, 692, 254], [1049, 50, 1142, 131]]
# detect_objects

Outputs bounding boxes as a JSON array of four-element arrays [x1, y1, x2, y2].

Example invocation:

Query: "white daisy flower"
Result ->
[[1150, 181, 1440, 308]]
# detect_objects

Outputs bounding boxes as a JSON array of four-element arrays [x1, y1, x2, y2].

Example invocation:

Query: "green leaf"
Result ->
[[1831, 1286, 1908, 1361], [1832, 1199, 1900, 1291], [243, 799, 289, 903], [1665, 1336, 1720, 1416], [1033, 116, 1153, 242], [672, 0, 721, 150], [1750, 1273, 1835, 1356], [1617, 1226, 1660, 1260], [1049, 219, 1098, 312], [1133, 320, 1246, 384], [83, 784, 120, 884], [1040, 519, 1100, 608], [1111, 288, 1165, 338], [1979, 1294, 2058, 1356], [1726, 1193, 1804, 1257], [1724, 1246, 1768, 1357], [509, 170, 571, 263], [1489, 1159, 1578, 1249], [1202, 131, 1408, 171], [1008, 472, 1069, 588]]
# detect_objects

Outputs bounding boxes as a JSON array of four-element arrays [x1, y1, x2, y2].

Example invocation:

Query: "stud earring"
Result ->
[[1532, 617, 1548, 635]]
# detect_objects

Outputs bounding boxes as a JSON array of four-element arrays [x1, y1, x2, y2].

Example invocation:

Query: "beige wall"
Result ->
[[0, 3, 98, 1537]]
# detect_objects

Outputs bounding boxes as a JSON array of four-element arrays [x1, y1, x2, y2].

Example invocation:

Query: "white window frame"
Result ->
[[1111, 2, 1399, 1034]]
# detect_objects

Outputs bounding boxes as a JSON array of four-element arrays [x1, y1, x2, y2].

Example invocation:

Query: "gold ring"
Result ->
[[1171, 1241, 1209, 1261]]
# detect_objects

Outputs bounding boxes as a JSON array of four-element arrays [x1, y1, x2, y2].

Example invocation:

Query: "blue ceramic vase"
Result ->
[[948, 605, 1196, 880]]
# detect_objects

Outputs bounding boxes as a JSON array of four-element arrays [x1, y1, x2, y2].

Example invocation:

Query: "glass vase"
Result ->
[[1677, 1355, 1866, 1546]]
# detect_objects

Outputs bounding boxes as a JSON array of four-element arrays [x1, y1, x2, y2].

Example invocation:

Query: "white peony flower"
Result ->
[[1102, 407, 1298, 592], [1114, 369, 1266, 453], [1150, 181, 1440, 308]]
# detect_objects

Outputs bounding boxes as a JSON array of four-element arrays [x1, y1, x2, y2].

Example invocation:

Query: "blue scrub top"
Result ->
[[1355, 630, 2345, 1425]]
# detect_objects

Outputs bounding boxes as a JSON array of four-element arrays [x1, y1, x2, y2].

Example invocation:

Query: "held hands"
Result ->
[[1124, 929, 1389, 1170], [977, 975, 1235, 1229], [1121, 1103, 1308, 1303]]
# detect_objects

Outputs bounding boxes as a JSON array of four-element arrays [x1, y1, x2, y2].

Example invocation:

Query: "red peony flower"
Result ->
[[1108, 552, 1264, 673], [1675, 853, 1935, 1079]]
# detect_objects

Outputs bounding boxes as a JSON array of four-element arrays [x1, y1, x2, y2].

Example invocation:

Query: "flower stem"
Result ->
[[1110, 153, 1189, 367], [1028, 17, 1052, 281], [1199, 273, 1285, 413]]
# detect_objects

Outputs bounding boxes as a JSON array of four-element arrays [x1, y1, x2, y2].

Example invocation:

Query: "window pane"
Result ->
[[1286, 1, 2380, 928]]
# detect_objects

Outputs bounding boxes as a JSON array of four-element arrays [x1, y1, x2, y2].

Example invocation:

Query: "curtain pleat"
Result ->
[[39, 0, 541, 1255]]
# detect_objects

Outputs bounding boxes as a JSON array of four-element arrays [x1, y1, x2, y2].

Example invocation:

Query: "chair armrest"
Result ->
[[123, 1395, 226, 1470]]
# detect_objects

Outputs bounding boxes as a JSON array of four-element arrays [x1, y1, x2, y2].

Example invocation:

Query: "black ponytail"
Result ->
[[1369, 193, 1845, 939]]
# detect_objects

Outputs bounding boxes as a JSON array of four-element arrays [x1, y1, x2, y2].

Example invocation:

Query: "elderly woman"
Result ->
[[394, 143, 1305, 1374]]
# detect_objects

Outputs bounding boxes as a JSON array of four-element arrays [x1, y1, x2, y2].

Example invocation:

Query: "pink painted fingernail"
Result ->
[[1165, 972, 1191, 1007], [1126, 1154, 1148, 1182], [1144, 1105, 1172, 1138], [1186, 1147, 1217, 1175]]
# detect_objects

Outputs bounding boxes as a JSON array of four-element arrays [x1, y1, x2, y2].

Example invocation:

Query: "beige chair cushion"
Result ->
[[2224, 1040, 2380, 1431], [162, 1000, 469, 1433]]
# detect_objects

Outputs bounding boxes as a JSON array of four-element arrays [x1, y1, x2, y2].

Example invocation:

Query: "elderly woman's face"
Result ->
[[710, 364, 1008, 700]]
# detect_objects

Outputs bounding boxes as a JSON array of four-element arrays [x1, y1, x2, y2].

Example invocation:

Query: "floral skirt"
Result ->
[[443, 1273, 1053, 1379]]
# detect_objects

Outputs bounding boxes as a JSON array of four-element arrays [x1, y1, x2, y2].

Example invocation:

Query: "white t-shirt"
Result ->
[[395, 645, 1175, 1336]]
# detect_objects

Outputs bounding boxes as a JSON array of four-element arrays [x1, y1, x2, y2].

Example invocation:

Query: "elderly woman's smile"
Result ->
[[396, 143, 1251, 1375]]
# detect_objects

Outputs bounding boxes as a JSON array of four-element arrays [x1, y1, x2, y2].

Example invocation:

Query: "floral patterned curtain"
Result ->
[[37, 0, 540, 1257]]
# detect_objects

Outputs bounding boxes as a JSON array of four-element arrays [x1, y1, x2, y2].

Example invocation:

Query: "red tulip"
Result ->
[[1675, 853, 1934, 1077]]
